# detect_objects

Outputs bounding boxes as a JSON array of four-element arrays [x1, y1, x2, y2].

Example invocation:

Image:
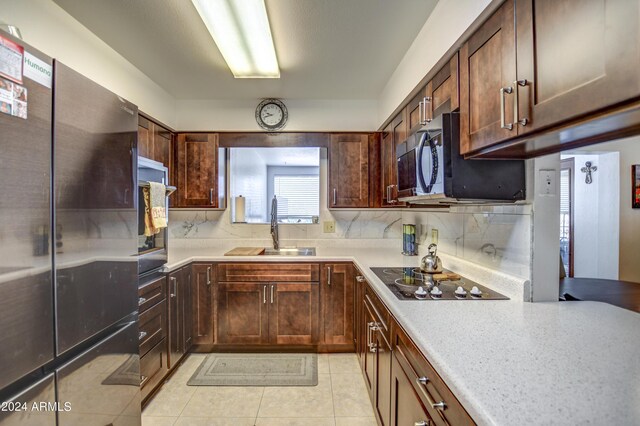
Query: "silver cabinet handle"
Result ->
[[432, 401, 447, 410], [386, 185, 391, 203], [418, 99, 426, 125], [332, 188, 337, 206], [514, 79, 528, 126], [270, 284, 274, 304], [263, 285, 267, 304], [356, 275, 365, 283], [416, 376, 429, 386], [390, 184, 396, 203], [367, 322, 378, 352], [500, 86, 514, 130], [206, 266, 211, 286], [423, 96, 432, 123], [138, 297, 147, 305], [327, 266, 331, 286], [140, 375, 149, 387], [415, 422, 429, 426], [170, 277, 177, 298], [209, 188, 214, 205], [139, 331, 147, 341]]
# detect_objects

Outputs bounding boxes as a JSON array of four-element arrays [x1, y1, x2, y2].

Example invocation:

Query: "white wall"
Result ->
[[1, 0, 176, 127], [568, 153, 619, 279], [582, 136, 640, 282], [176, 99, 379, 131], [377, 0, 496, 126]]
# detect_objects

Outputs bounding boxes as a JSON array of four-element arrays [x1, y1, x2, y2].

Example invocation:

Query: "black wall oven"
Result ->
[[138, 158, 172, 276]]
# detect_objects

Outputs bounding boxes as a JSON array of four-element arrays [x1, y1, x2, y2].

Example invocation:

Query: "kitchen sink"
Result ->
[[263, 247, 316, 256]]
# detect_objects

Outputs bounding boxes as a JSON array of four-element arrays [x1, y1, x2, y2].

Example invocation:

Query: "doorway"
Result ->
[[560, 158, 574, 277]]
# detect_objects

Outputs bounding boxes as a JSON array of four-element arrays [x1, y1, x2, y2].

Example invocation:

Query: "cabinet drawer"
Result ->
[[364, 284, 390, 340], [140, 337, 168, 402], [393, 322, 474, 426], [138, 275, 166, 314], [139, 300, 166, 357], [217, 263, 320, 282]]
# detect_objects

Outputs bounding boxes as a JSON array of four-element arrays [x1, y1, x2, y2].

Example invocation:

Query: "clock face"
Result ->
[[256, 99, 287, 131]]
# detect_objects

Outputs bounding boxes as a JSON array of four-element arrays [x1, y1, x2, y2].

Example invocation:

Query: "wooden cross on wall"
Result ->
[[581, 161, 597, 184]]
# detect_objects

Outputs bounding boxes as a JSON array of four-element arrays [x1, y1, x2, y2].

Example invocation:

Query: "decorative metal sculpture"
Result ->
[[580, 161, 597, 184]]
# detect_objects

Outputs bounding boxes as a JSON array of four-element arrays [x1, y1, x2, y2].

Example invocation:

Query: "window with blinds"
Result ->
[[274, 175, 320, 223]]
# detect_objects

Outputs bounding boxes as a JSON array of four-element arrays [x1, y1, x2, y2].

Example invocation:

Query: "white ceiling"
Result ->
[[52, 0, 438, 100]]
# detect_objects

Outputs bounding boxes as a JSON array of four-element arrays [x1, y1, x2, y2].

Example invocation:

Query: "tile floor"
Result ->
[[142, 353, 376, 426]]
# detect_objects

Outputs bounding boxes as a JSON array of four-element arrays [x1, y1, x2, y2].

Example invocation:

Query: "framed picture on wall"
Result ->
[[633, 165, 640, 209]]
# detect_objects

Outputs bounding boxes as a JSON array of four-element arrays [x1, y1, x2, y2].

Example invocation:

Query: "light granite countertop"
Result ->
[[165, 245, 640, 426]]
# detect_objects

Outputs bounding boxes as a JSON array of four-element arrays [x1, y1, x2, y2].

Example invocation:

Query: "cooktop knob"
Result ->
[[430, 286, 442, 298], [470, 286, 483, 297], [454, 286, 467, 297]]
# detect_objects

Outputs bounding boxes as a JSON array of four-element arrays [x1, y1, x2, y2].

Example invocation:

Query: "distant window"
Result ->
[[273, 175, 319, 223]]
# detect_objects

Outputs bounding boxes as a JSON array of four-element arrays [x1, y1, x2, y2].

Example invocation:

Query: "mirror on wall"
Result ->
[[229, 147, 321, 224]]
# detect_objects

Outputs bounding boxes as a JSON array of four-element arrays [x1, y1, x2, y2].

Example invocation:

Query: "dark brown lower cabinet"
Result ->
[[217, 281, 320, 345], [322, 263, 355, 346], [192, 263, 215, 345], [391, 353, 434, 426], [168, 266, 192, 368]]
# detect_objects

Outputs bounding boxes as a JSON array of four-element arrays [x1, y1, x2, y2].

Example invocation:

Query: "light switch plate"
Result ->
[[538, 169, 557, 196], [323, 221, 335, 233], [431, 228, 439, 244]]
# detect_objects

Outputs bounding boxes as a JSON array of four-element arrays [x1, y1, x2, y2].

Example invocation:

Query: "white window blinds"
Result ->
[[274, 175, 319, 221]]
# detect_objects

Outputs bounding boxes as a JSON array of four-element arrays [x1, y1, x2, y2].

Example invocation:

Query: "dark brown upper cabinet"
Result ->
[[381, 112, 407, 206], [427, 52, 460, 116], [329, 133, 370, 208], [459, 0, 517, 155], [460, 0, 640, 157], [514, 0, 640, 134], [138, 114, 173, 170], [175, 133, 225, 208]]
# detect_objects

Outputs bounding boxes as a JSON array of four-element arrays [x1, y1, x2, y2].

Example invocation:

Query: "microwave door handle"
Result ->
[[428, 137, 439, 192], [416, 133, 429, 193]]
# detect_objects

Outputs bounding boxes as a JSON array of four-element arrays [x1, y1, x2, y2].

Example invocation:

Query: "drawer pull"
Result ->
[[416, 376, 429, 386], [356, 275, 365, 283], [206, 266, 211, 286], [500, 86, 514, 130], [138, 297, 147, 305], [415, 422, 430, 426], [139, 331, 147, 341], [432, 401, 447, 410], [140, 375, 149, 387]]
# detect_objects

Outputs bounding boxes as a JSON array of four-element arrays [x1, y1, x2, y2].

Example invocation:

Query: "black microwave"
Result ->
[[396, 112, 526, 203]]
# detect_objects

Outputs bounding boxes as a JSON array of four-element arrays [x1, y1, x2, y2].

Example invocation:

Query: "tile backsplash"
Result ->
[[169, 204, 532, 279]]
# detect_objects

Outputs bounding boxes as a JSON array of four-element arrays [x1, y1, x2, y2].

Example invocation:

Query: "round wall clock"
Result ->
[[256, 98, 288, 131]]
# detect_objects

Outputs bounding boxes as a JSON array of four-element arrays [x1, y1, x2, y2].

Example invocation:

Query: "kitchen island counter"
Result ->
[[166, 245, 640, 426]]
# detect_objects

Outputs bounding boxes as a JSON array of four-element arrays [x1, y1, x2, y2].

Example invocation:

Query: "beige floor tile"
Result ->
[[328, 353, 361, 374], [256, 418, 335, 425], [335, 417, 376, 426], [174, 417, 256, 426], [182, 386, 264, 418], [142, 416, 178, 426], [317, 353, 330, 375], [166, 354, 208, 385], [142, 379, 197, 417], [258, 374, 334, 418], [331, 374, 375, 418]]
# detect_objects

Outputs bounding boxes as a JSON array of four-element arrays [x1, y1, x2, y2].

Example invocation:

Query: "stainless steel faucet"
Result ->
[[270, 195, 279, 249]]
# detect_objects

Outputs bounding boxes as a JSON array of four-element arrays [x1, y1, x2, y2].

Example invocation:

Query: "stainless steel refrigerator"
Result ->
[[0, 31, 141, 425]]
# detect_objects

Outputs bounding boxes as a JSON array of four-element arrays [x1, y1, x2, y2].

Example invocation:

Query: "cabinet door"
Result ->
[[322, 264, 355, 345], [167, 270, 181, 368], [138, 115, 152, 159], [269, 282, 320, 345], [389, 111, 407, 204], [192, 264, 214, 345], [329, 134, 369, 208], [515, 0, 640, 134], [427, 53, 460, 116], [153, 124, 172, 170], [182, 267, 193, 352], [374, 328, 392, 426], [217, 282, 269, 344], [175, 133, 219, 207], [390, 354, 435, 426], [460, 0, 517, 154], [380, 123, 395, 207]]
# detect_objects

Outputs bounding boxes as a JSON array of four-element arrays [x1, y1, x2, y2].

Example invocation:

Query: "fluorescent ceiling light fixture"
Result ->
[[192, 0, 280, 78]]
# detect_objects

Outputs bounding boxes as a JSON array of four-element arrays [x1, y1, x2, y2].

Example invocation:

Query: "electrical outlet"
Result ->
[[323, 221, 335, 233], [431, 228, 439, 244], [538, 169, 557, 196]]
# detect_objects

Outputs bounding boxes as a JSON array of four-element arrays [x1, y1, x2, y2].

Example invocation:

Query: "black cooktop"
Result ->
[[370, 267, 509, 301]]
